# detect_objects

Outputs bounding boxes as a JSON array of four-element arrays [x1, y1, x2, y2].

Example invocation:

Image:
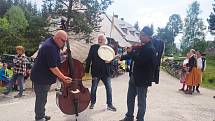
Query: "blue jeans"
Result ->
[[34, 82, 51, 120], [125, 75, 148, 121], [90, 76, 112, 105], [6, 74, 24, 96]]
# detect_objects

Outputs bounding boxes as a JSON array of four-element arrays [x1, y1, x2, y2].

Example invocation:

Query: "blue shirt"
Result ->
[[30, 38, 61, 85]]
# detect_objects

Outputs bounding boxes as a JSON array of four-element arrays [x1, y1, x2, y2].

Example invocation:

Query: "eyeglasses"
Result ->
[[61, 38, 66, 43]]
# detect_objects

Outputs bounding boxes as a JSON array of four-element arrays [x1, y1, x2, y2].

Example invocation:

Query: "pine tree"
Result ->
[[42, 0, 112, 35]]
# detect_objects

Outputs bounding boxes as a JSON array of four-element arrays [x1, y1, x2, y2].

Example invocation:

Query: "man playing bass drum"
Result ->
[[85, 34, 117, 111]]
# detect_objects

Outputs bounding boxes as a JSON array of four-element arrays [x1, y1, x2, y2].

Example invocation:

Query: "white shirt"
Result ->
[[183, 58, 189, 66], [197, 57, 202, 69]]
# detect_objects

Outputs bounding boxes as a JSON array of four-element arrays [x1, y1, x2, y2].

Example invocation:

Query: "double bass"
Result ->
[[56, 18, 90, 119]]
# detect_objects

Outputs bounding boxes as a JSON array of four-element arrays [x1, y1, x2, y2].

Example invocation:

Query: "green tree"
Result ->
[[0, 0, 14, 17], [181, 1, 206, 53], [5, 6, 28, 34], [166, 14, 183, 37], [208, 0, 215, 35], [156, 27, 174, 56], [42, 0, 112, 35], [165, 14, 183, 54], [0, 17, 9, 32]]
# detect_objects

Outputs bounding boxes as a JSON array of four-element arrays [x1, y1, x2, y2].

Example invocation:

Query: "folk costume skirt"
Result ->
[[185, 67, 199, 86]]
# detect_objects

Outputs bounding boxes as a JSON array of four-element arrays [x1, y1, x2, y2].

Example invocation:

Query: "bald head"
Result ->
[[97, 34, 106, 45], [53, 30, 68, 49]]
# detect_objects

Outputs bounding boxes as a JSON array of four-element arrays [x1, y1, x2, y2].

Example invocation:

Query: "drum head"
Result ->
[[98, 45, 115, 61]]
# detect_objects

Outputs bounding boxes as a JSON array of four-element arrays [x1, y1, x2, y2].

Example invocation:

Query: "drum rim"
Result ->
[[98, 45, 115, 61]]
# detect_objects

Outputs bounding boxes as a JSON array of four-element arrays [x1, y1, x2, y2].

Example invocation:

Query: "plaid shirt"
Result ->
[[13, 54, 27, 76]]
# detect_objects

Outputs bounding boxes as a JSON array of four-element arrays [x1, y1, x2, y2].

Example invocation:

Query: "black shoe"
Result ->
[[119, 117, 134, 121], [2, 91, 9, 95], [14, 94, 22, 98], [89, 104, 94, 109], [213, 96, 215, 98], [178, 88, 184, 91], [196, 89, 200, 93], [107, 105, 117, 111], [44, 115, 51, 120], [184, 90, 192, 95]]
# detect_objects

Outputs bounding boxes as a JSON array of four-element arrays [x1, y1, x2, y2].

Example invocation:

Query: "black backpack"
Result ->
[[151, 36, 165, 84]]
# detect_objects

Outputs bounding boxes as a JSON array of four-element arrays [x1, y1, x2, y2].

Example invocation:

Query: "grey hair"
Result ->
[[97, 34, 107, 44], [98, 34, 107, 41]]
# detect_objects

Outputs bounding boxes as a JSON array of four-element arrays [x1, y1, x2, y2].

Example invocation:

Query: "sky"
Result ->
[[33, 0, 214, 43], [105, 0, 214, 44]]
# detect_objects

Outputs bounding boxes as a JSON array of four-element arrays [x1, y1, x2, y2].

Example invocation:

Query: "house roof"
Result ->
[[95, 14, 132, 47], [32, 13, 140, 62], [106, 14, 140, 43]]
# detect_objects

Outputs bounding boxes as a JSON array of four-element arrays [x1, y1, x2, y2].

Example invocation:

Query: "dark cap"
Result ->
[[141, 26, 153, 37]]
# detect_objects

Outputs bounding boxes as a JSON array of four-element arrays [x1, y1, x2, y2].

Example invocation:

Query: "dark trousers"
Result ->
[[125, 75, 148, 121], [6, 74, 24, 96], [34, 82, 51, 120], [90, 76, 112, 105]]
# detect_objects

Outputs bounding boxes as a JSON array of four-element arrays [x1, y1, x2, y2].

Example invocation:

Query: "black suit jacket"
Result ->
[[85, 44, 112, 78], [121, 41, 156, 87]]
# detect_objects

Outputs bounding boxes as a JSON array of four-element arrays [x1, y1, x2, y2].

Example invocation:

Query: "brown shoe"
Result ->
[[44, 115, 51, 120]]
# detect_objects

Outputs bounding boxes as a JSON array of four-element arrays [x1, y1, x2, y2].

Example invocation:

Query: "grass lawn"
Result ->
[[0, 86, 6, 93], [202, 56, 215, 89]]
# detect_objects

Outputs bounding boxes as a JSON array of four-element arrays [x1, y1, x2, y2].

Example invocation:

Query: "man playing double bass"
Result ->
[[30, 30, 72, 121]]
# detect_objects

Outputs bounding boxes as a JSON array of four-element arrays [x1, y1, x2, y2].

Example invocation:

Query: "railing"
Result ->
[[162, 59, 183, 79]]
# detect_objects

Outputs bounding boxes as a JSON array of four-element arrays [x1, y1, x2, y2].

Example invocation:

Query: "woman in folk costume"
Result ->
[[179, 52, 190, 91], [192, 51, 204, 93], [184, 49, 199, 94]]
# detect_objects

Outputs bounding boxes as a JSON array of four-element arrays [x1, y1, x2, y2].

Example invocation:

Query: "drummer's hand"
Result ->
[[114, 54, 121, 60], [105, 60, 111, 63], [62, 76, 72, 83]]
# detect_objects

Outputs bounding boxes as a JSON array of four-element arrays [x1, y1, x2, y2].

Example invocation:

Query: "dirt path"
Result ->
[[0, 71, 215, 121]]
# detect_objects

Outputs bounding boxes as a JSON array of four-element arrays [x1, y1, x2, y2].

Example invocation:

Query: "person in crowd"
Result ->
[[0, 63, 10, 86], [179, 52, 190, 91], [30, 30, 72, 121], [192, 51, 206, 93], [85, 34, 117, 111], [184, 49, 198, 94], [2, 46, 27, 98]]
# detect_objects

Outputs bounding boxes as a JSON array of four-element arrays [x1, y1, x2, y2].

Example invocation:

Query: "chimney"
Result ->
[[121, 18, 124, 21], [113, 15, 118, 18]]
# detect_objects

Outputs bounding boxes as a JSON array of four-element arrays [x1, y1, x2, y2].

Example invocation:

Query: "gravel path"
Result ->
[[0, 71, 215, 121]]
